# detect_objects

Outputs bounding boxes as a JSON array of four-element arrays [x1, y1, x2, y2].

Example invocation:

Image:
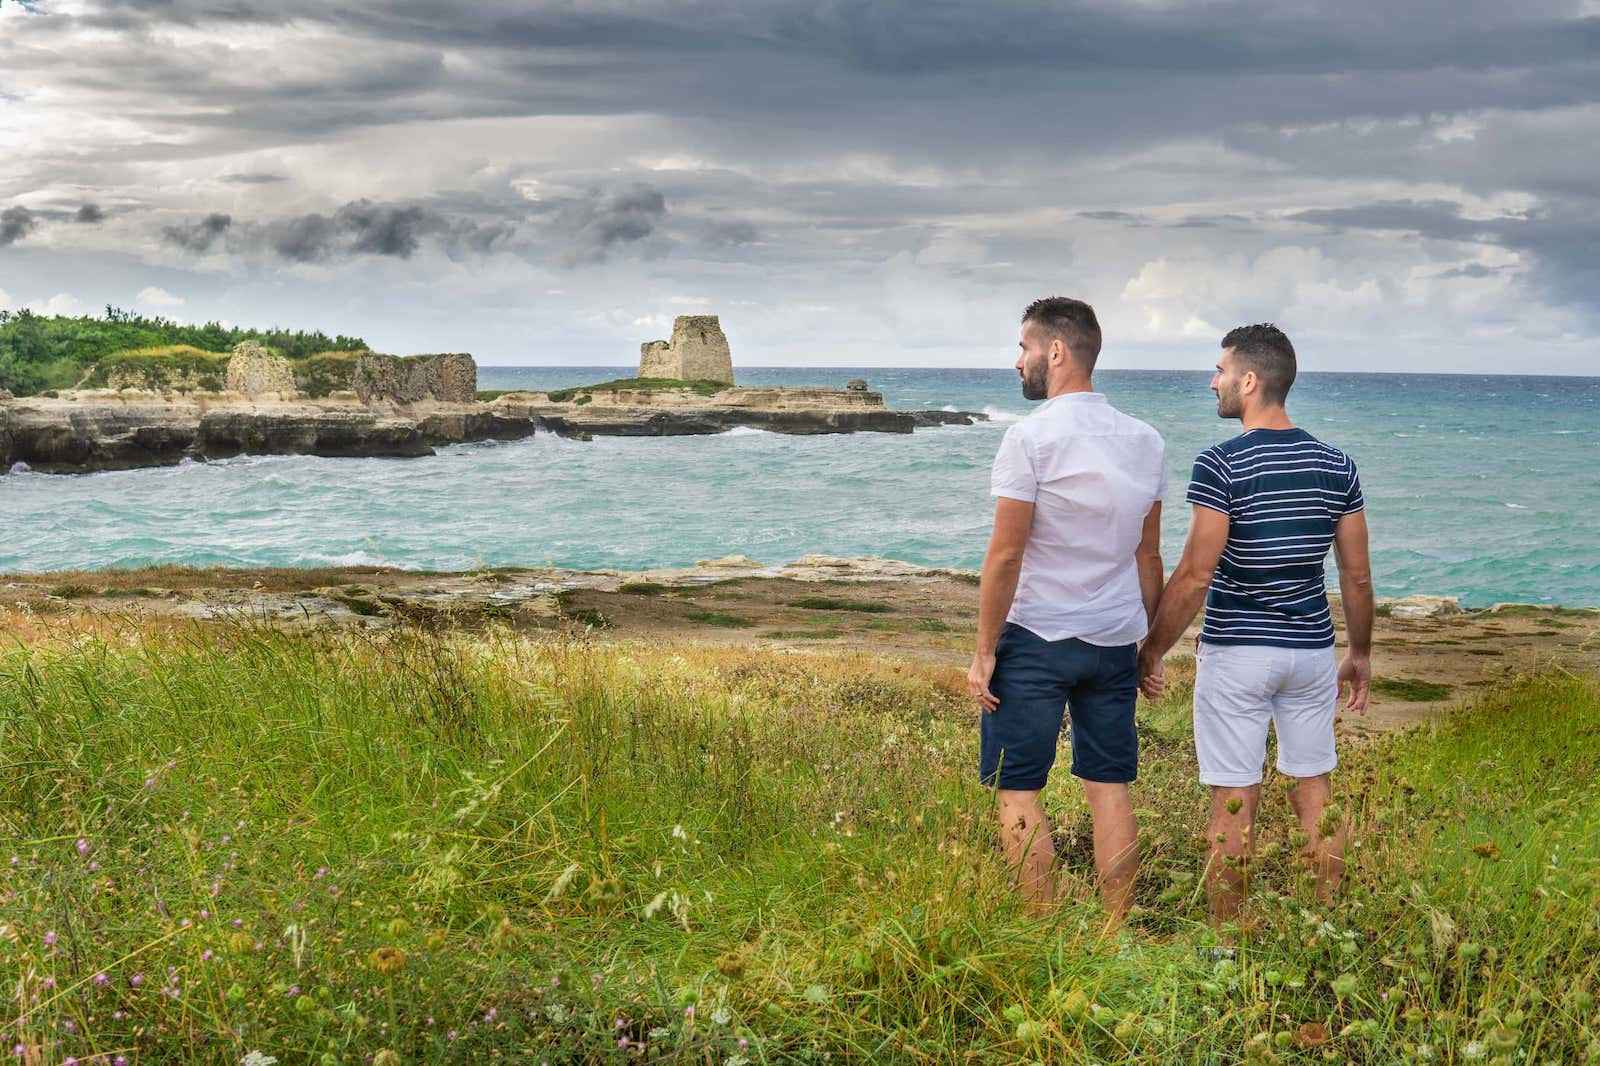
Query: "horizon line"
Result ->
[[473, 364, 1600, 380]]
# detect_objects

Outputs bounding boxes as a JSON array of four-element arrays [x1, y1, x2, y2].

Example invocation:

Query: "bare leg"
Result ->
[[1081, 780, 1139, 924], [1205, 785, 1261, 922], [996, 788, 1055, 911], [1287, 774, 1346, 904]]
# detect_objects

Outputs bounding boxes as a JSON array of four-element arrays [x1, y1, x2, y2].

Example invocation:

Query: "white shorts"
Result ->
[[1193, 643, 1338, 787]]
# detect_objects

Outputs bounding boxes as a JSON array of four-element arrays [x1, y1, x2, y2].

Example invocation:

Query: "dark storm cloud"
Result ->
[[75, 203, 106, 224], [1078, 210, 1146, 225], [1, 205, 41, 245], [219, 172, 288, 185], [554, 184, 668, 265], [1, 206, 39, 245], [700, 217, 759, 247], [161, 212, 232, 252], [263, 212, 339, 262], [1289, 198, 1600, 309], [1436, 264, 1507, 279], [1288, 201, 1488, 240], [217, 199, 517, 262]]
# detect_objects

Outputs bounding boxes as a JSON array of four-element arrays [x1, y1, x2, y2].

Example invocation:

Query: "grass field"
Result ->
[[1, 620, 1597, 1063]]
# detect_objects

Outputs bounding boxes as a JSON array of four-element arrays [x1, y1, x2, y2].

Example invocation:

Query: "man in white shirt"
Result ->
[[968, 297, 1167, 918]]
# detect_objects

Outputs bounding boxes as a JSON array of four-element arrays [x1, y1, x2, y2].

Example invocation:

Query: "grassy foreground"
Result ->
[[1, 624, 1597, 1064]]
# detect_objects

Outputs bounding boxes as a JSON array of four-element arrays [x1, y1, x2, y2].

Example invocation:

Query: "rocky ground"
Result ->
[[5, 554, 1592, 738]]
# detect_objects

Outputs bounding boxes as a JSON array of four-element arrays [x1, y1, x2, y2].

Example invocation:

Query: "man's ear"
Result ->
[[1049, 337, 1065, 366], [1239, 369, 1258, 397]]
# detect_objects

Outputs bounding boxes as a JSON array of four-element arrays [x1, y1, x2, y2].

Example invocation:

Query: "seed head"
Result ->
[[370, 947, 408, 976]]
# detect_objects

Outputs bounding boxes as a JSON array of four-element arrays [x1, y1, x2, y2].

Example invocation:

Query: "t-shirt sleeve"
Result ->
[[1185, 448, 1231, 514], [990, 427, 1038, 502], [1154, 440, 1170, 504], [1342, 455, 1366, 515]]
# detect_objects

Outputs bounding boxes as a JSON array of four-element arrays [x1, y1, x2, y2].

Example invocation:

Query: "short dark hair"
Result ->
[[1022, 297, 1102, 371], [1221, 323, 1296, 404]]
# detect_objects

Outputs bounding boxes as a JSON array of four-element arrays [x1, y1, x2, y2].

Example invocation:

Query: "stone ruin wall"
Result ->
[[349, 352, 478, 405], [638, 315, 735, 385], [226, 341, 299, 398]]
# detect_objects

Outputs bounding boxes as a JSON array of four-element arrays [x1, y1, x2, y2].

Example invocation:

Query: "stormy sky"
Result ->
[[2, 1, 1598, 373]]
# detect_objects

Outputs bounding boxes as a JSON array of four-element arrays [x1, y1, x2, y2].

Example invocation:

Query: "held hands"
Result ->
[[1137, 647, 1166, 700], [1337, 652, 1371, 714], [967, 651, 999, 713]]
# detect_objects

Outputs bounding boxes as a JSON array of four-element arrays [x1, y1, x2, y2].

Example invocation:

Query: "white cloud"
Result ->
[[30, 293, 87, 317], [0, 288, 11, 310], [136, 286, 186, 308]]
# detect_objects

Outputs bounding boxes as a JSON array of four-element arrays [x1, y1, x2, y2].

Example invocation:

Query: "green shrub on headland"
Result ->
[[546, 377, 729, 402], [77, 346, 232, 392], [2, 623, 1597, 1063], [0, 306, 366, 396]]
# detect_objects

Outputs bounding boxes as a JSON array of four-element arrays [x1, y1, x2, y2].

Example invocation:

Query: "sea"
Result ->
[[3, 368, 1597, 608]]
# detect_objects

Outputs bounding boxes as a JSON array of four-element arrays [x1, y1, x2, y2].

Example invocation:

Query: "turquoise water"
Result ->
[[4, 368, 1597, 607]]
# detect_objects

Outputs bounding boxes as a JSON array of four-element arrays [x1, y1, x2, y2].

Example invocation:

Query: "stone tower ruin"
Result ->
[[638, 315, 734, 386]]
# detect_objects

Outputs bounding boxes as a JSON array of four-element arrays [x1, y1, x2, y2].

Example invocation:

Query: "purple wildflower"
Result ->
[[93, 972, 109, 987]]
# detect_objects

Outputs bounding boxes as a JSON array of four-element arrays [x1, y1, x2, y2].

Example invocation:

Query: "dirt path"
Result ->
[[4, 557, 1594, 735]]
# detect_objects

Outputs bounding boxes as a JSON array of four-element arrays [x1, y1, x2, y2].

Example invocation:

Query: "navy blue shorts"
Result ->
[[979, 623, 1139, 789]]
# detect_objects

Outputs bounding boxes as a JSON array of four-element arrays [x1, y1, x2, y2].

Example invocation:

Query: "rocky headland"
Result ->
[[1, 333, 985, 475]]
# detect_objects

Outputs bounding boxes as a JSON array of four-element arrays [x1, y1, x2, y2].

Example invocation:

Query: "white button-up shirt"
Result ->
[[990, 392, 1167, 647]]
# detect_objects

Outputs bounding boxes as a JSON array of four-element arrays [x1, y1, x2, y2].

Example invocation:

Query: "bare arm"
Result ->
[[1138, 505, 1230, 694], [968, 497, 1034, 711], [1135, 501, 1165, 630], [1333, 510, 1374, 712]]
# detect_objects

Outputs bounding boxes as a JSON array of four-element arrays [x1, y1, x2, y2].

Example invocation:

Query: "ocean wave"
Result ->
[[1505, 503, 1529, 510], [980, 405, 1025, 423], [307, 550, 420, 569], [720, 426, 773, 437]]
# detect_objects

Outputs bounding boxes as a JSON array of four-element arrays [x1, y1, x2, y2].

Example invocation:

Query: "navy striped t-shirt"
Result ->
[[1186, 427, 1364, 648]]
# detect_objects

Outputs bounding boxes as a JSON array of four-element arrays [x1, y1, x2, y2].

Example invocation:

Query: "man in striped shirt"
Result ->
[[1137, 323, 1374, 921]]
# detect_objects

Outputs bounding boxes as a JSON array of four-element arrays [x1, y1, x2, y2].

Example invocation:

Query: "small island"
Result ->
[[0, 311, 984, 474]]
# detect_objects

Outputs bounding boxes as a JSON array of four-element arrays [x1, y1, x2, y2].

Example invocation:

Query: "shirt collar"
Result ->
[[1038, 391, 1107, 411]]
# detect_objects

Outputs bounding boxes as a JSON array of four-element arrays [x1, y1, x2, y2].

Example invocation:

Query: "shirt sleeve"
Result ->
[[1185, 448, 1231, 514], [1154, 440, 1170, 504], [990, 427, 1038, 502], [1342, 455, 1366, 515]]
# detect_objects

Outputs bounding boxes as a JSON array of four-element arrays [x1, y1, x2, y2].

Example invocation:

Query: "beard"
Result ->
[[1215, 383, 1243, 418], [1020, 357, 1048, 401]]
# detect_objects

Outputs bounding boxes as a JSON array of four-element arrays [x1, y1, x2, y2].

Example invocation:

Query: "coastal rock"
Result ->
[[350, 352, 478, 404], [0, 394, 536, 472], [1385, 595, 1463, 620], [908, 409, 984, 427], [697, 554, 765, 569], [197, 408, 432, 460], [638, 315, 735, 385], [225, 342, 299, 399], [0, 404, 13, 472], [533, 406, 917, 437], [784, 555, 946, 579]]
